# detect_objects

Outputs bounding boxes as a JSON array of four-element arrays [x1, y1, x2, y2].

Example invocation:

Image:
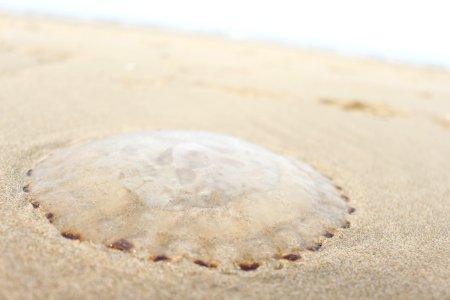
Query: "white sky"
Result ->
[[1, 0, 449, 68]]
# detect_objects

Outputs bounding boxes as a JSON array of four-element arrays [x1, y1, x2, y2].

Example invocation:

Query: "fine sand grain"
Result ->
[[0, 13, 449, 300]]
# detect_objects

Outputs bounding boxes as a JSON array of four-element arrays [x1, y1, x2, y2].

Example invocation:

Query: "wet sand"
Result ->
[[0, 13, 449, 299]]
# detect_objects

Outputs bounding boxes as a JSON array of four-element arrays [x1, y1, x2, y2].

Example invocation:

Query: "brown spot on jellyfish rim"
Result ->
[[109, 239, 133, 252], [61, 231, 81, 240], [22, 184, 30, 193], [324, 231, 334, 238], [282, 254, 300, 261], [307, 243, 322, 252], [46, 212, 55, 223], [239, 261, 260, 271], [26, 169, 33, 176], [342, 221, 351, 229], [31, 201, 40, 208], [28, 130, 352, 268], [194, 259, 218, 268], [151, 255, 170, 262]]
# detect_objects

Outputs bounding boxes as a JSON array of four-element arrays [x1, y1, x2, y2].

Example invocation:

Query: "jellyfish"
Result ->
[[26, 131, 351, 270]]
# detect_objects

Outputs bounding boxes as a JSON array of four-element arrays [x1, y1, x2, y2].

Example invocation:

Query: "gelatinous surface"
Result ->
[[29, 131, 349, 268]]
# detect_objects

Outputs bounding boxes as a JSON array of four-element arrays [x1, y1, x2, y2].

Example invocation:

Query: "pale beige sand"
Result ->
[[0, 13, 449, 300]]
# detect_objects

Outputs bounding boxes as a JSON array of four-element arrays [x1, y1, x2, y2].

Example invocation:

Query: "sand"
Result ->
[[0, 13, 449, 300]]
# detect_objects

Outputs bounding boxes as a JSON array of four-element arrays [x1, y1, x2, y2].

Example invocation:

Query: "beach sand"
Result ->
[[0, 13, 449, 299]]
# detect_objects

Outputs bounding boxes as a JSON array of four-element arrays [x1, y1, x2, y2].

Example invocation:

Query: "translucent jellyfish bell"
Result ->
[[28, 131, 351, 270]]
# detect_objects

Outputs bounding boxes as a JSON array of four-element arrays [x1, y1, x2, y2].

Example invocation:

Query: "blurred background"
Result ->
[[0, 0, 449, 69]]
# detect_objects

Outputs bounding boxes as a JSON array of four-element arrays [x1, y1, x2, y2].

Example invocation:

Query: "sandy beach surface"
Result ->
[[0, 14, 449, 299]]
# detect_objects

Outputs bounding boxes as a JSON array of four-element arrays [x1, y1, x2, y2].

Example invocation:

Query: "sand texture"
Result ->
[[0, 14, 449, 300]]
